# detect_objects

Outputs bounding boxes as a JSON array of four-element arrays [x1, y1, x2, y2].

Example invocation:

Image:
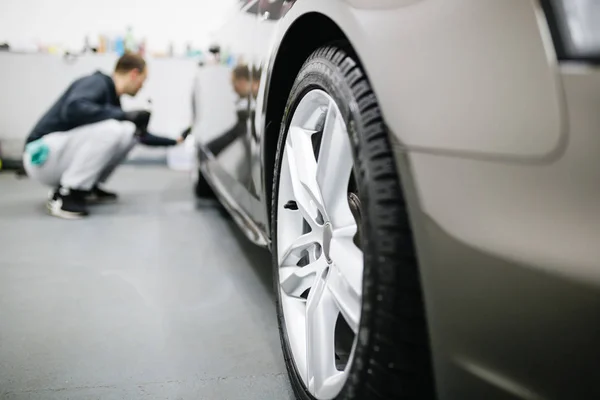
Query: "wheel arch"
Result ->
[[262, 12, 355, 234]]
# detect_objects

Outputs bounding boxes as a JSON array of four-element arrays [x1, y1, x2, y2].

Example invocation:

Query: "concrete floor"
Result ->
[[0, 166, 294, 400]]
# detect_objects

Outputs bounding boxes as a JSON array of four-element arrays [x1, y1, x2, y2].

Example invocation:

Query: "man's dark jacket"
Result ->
[[26, 71, 176, 146]]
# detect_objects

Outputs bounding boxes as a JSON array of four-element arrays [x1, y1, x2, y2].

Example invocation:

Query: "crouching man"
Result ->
[[23, 53, 189, 219]]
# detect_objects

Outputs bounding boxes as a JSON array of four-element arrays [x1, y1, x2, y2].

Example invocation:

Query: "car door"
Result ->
[[193, 1, 259, 224]]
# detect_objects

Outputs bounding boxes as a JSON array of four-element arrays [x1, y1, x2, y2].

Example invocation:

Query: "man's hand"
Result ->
[[124, 110, 151, 130], [176, 126, 192, 144]]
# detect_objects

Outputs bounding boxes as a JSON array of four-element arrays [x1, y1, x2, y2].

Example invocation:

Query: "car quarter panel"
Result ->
[[395, 64, 600, 399]]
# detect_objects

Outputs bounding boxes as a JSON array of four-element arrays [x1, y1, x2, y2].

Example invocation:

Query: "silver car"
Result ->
[[191, 1, 600, 399]]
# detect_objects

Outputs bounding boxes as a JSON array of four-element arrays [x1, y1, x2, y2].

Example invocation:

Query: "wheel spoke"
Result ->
[[286, 127, 327, 227], [316, 101, 354, 227], [291, 90, 329, 131], [327, 266, 361, 333], [333, 224, 358, 240], [280, 257, 328, 299], [331, 225, 363, 287], [302, 103, 328, 131], [279, 231, 318, 266], [306, 268, 339, 396], [318, 372, 347, 399], [329, 227, 363, 332]]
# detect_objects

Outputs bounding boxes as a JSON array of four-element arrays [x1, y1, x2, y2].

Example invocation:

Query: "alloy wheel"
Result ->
[[277, 89, 364, 400]]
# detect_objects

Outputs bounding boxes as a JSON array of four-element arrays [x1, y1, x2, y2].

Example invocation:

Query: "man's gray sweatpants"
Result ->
[[23, 120, 137, 191]]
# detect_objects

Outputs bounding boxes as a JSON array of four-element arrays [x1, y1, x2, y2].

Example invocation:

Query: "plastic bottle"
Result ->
[[98, 35, 106, 53], [83, 35, 90, 53], [114, 36, 125, 56], [138, 38, 147, 57], [125, 26, 136, 53]]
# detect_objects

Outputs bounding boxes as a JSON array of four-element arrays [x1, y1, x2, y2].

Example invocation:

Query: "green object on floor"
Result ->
[[25, 138, 49, 166]]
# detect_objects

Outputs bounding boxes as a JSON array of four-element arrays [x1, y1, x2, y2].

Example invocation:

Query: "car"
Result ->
[[190, 1, 600, 399]]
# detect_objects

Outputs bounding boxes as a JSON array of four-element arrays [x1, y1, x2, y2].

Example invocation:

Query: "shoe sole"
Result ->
[[86, 197, 117, 205], [47, 200, 88, 220]]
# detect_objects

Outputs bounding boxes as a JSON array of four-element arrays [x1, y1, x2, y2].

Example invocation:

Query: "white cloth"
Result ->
[[23, 120, 136, 190]]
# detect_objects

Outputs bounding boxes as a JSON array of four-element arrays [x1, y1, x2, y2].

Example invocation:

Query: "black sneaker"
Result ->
[[86, 185, 118, 204], [47, 187, 89, 219]]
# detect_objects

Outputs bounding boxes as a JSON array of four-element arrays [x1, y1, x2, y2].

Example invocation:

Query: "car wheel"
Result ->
[[271, 45, 436, 400]]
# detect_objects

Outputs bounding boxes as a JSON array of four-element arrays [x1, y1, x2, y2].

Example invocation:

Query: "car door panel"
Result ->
[[192, 2, 258, 223]]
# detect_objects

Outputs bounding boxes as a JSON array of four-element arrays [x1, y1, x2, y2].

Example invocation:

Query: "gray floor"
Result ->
[[0, 166, 294, 400]]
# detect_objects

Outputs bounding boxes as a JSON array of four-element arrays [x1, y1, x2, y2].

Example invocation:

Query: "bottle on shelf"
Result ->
[[138, 38, 147, 57], [114, 35, 125, 56], [125, 26, 136, 53]]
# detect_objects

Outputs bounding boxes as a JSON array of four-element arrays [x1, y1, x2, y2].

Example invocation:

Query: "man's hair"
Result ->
[[115, 53, 146, 74], [233, 64, 250, 81]]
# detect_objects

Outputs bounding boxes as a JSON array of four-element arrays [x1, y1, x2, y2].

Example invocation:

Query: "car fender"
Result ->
[[260, 0, 565, 161]]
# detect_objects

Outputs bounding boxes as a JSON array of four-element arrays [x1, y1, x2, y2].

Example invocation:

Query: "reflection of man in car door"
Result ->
[[251, 66, 261, 99], [206, 64, 251, 156]]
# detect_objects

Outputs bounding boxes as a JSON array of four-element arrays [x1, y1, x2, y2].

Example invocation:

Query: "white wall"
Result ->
[[0, 0, 243, 161], [0, 0, 238, 54]]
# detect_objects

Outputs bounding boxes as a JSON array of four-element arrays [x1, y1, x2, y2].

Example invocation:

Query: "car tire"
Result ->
[[271, 45, 436, 400]]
